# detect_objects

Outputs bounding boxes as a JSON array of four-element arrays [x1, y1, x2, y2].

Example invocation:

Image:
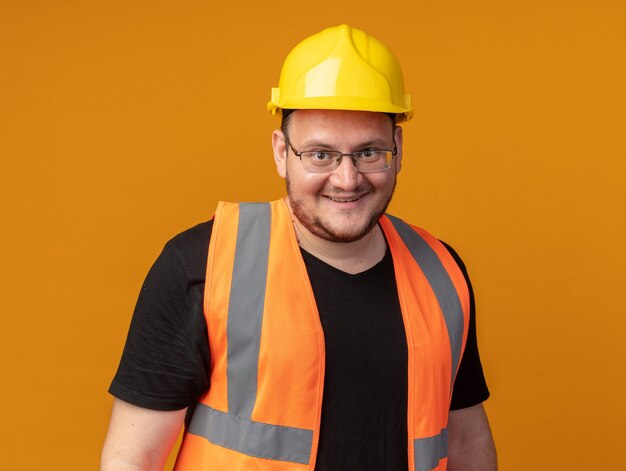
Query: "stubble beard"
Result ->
[[286, 175, 396, 243]]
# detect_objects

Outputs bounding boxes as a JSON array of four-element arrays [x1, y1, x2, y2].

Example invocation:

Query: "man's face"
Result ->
[[272, 109, 403, 243]]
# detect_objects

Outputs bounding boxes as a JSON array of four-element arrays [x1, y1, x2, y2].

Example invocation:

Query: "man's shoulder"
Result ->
[[160, 220, 214, 280], [166, 220, 214, 251], [384, 214, 468, 274], [438, 240, 468, 275]]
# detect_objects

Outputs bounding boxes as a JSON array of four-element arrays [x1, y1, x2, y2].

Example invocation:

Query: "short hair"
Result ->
[[280, 109, 296, 138]]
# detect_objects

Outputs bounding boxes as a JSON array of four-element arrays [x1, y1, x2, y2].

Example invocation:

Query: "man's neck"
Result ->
[[291, 213, 388, 275]]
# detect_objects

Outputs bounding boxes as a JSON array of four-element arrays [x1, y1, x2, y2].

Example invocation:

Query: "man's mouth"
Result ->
[[326, 194, 365, 203]]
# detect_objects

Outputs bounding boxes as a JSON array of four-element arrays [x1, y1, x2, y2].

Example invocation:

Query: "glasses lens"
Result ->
[[301, 152, 341, 172], [354, 151, 393, 173]]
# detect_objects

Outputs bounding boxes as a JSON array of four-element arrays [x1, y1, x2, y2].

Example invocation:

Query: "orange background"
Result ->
[[1, 1, 625, 469]]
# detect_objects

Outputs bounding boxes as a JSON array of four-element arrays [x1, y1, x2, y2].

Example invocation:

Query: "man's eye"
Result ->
[[356, 150, 380, 160], [310, 152, 332, 161]]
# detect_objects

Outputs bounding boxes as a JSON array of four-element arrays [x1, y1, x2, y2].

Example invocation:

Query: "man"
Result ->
[[101, 24, 496, 470]]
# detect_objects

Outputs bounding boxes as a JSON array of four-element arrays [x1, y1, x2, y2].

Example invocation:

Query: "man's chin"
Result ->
[[309, 218, 378, 243], [289, 198, 383, 243]]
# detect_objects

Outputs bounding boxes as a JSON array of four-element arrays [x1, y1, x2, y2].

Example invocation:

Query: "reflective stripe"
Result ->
[[188, 403, 314, 465], [414, 429, 448, 471], [386, 215, 465, 388], [189, 203, 315, 464], [227, 203, 271, 418]]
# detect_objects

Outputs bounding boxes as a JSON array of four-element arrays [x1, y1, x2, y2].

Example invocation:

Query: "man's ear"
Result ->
[[272, 129, 288, 178], [394, 125, 403, 173]]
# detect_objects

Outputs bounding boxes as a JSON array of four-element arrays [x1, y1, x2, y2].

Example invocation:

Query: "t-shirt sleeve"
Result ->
[[441, 241, 491, 410], [108, 221, 213, 411]]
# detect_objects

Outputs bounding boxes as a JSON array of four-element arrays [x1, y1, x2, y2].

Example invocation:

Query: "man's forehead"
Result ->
[[286, 109, 396, 148], [288, 109, 393, 131]]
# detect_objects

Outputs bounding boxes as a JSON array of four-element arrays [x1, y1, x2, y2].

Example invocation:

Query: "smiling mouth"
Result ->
[[326, 194, 366, 202]]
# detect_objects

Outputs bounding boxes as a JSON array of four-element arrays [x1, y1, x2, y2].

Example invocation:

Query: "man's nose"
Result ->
[[329, 155, 361, 190]]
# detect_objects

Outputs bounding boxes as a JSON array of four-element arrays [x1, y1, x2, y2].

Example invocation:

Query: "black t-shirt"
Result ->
[[110, 220, 490, 470]]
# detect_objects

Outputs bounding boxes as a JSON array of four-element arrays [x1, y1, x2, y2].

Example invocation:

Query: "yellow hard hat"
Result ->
[[267, 24, 413, 123]]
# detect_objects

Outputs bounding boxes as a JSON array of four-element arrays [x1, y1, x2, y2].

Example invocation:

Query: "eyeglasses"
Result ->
[[286, 138, 398, 173]]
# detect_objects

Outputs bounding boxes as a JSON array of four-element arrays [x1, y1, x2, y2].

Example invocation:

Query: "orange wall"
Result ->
[[1, 1, 625, 469]]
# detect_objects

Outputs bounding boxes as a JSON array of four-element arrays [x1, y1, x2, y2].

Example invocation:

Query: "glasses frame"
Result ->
[[285, 137, 398, 174]]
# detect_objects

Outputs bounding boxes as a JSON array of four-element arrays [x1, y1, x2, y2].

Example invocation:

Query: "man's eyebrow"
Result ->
[[297, 140, 337, 150], [356, 138, 393, 148], [299, 137, 393, 149]]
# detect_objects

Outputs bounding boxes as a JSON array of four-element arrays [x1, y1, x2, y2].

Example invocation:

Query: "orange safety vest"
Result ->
[[175, 199, 470, 471]]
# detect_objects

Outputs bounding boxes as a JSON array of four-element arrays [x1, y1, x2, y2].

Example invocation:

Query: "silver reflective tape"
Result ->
[[386, 215, 465, 388], [188, 404, 314, 465], [414, 428, 448, 471], [227, 203, 271, 419]]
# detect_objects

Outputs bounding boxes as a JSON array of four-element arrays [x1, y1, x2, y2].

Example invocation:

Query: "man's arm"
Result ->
[[100, 399, 187, 471], [447, 403, 497, 471]]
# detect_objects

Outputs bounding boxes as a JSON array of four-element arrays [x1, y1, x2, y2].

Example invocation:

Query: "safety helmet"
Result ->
[[267, 24, 413, 123]]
